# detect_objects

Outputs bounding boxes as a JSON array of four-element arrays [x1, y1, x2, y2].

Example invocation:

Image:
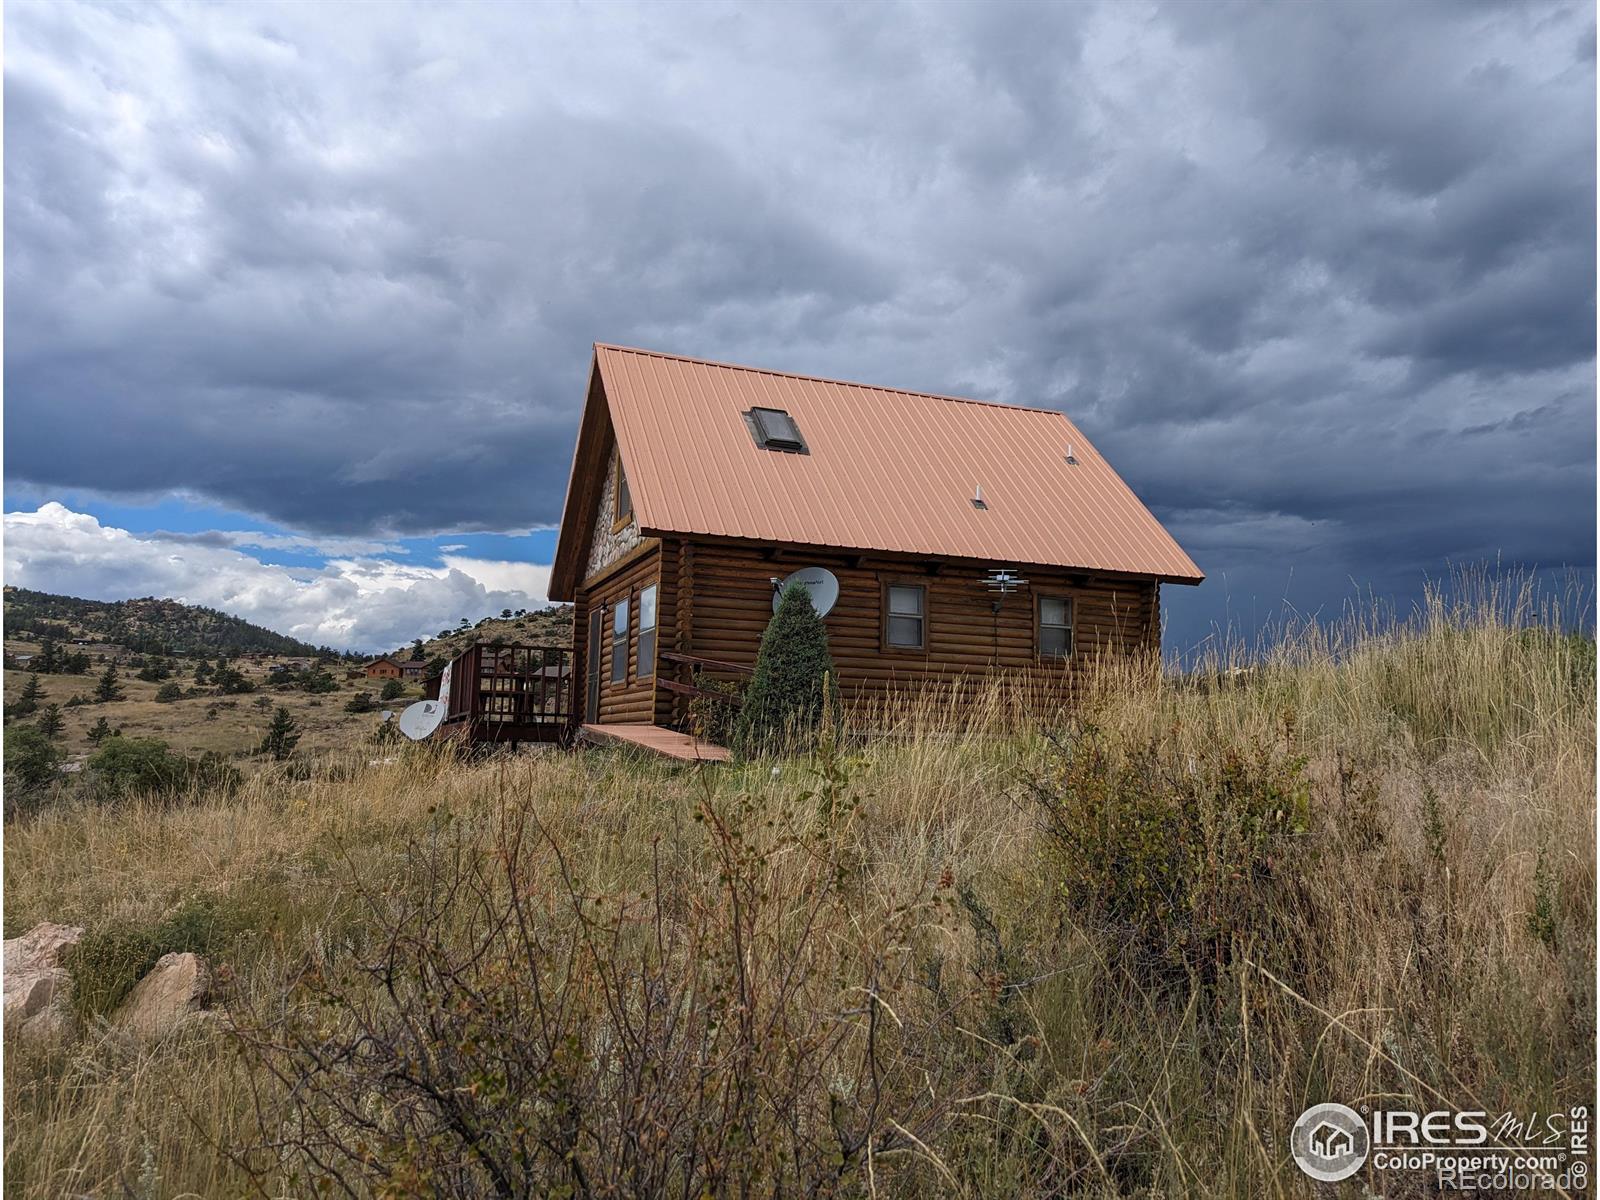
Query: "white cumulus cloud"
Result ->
[[3, 503, 552, 653]]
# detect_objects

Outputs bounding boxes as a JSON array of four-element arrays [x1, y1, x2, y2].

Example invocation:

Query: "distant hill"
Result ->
[[2, 587, 342, 659], [394, 606, 573, 665]]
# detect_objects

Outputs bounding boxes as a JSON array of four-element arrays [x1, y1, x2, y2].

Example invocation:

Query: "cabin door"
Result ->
[[585, 606, 603, 723]]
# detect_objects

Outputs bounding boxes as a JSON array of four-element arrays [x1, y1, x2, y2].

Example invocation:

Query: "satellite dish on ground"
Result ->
[[772, 566, 840, 617], [397, 700, 445, 741]]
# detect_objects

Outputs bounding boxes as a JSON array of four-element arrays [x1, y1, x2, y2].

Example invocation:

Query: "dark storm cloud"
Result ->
[[5, 0, 1593, 646]]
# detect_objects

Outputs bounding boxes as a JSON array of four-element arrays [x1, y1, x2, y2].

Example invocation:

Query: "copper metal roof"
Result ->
[[550, 344, 1202, 597]]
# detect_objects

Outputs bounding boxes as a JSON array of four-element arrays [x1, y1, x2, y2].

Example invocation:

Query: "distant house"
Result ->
[[364, 657, 403, 680], [399, 661, 429, 680], [548, 344, 1203, 730]]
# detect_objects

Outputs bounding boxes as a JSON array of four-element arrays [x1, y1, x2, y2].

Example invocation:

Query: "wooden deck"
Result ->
[[578, 723, 731, 763]]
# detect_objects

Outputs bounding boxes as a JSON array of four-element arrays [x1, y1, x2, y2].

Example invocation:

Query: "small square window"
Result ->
[[885, 583, 925, 650]]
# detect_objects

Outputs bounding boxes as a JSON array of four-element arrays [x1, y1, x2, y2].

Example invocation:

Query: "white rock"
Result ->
[[4, 922, 84, 1040], [113, 951, 212, 1039]]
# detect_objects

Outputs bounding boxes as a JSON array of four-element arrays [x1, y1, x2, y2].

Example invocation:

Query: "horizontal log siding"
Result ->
[[574, 543, 663, 725], [677, 541, 1157, 709], [654, 541, 681, 726]]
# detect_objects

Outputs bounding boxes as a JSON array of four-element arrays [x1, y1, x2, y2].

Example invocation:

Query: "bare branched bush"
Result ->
[[231, 749, 981, 1197]]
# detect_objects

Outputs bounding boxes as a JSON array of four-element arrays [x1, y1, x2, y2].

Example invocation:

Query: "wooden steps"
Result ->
[[578, 722, 730, 763]]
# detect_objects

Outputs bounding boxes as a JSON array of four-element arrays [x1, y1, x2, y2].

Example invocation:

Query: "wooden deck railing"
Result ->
[[657, 649, 753, 704], [440, 643, 574, 742]]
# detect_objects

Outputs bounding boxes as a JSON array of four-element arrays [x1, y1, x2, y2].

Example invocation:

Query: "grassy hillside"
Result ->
[[2, 590, 573, 772], [3, 587, 339, 658], [399, 604, 572, 663], [0, 661, 407, 770], [3, 578, 1593, 1197]]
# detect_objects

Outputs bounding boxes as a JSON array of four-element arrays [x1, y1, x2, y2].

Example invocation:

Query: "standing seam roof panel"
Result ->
[[595, 345, 1202, 582]]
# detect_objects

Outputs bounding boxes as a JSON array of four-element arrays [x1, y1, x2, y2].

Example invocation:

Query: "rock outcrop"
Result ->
[[112, 951, 213, 1038], [4, 922, 84, 1040]]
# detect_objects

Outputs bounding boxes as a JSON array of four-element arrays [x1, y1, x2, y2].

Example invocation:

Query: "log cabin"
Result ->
[[363, 656, 403, 680], [546, 344, 1203, 751]]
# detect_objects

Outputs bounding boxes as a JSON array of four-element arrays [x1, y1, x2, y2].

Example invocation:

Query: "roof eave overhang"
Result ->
[[637, 526, 1203, 586], [547, 350, 609, 602]]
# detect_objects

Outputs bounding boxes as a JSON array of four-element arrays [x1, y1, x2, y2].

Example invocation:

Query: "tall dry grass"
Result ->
[[3, 572, 1593, 1196]]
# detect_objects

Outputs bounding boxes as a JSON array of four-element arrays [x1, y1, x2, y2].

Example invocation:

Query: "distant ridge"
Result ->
[[2, 587, 344, 658]]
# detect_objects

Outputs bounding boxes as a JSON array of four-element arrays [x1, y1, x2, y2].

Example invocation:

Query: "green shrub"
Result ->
[[212, 665, 256, 694], [297, 669, 338, 695], [1527, 847, 1559, 952], [66, 893, 254, 1018], [89, 736, 192, 796], [154, 681, 185, 703], [1032, 714, 1310, 982], [732, 583, 839, 757], [4, 726, 61, 812], [687, 675, 745, 745]]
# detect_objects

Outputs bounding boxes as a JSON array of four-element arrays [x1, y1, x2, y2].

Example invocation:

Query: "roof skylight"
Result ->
[[746, 407, 807, 453]]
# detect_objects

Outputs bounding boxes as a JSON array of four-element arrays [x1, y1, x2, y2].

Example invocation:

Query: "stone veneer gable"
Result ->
[[586, 448, 642, 579]]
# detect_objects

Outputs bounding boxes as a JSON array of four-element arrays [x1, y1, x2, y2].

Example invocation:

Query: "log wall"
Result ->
[[574, 536, 1163, 730], [661, 539, 1159, 717], [572, 541, 664, 725]]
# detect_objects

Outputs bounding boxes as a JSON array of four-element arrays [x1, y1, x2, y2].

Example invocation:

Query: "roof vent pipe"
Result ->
[[1065, 444, 1079, 465], [972, 484, 988, 510]]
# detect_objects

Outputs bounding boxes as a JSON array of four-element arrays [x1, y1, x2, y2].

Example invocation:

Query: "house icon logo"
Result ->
[[1291, 1102, 1369, 1182]]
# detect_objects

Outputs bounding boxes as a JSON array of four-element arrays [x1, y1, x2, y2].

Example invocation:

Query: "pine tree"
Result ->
[[258, 706, 301, 760], [94, 662, 125, 703], [732, 583, 839, 758], [12, 672, 43, 718], [35, 703, 64, 739], [36, 637, 61, 674], [87, 715, 115, 745]]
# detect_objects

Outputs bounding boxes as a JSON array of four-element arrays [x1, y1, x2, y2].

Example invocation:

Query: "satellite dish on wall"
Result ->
[[397, 700, 445, 741], [772, 566, 840, 617]]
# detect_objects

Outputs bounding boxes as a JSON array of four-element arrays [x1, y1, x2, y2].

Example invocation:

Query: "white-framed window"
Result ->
[[1038, 595, 1073, 658], [638, 584, 658, 678], [885, 583, 926, 650], [611, 595, 629, 684]]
